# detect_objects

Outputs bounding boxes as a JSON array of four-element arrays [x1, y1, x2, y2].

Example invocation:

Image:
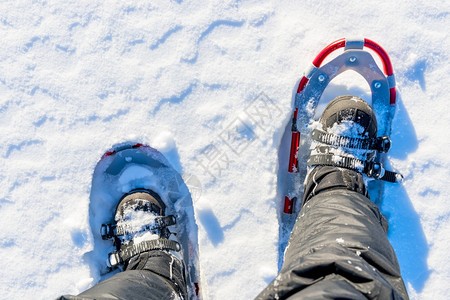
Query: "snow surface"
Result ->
[[0, 1, 449, 299]]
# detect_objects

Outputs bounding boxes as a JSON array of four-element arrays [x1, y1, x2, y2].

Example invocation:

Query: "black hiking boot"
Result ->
[[101, 188, 187, 296], [303, 95, 399, 204], [103, 189, 182, 269]]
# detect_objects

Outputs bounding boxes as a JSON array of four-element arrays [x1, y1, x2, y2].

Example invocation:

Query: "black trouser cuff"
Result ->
[[126, 250, 187, 298], [303, 166, 368, 206]]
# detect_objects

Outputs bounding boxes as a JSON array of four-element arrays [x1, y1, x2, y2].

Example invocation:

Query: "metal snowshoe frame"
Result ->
[[284, 38, 397, 214]]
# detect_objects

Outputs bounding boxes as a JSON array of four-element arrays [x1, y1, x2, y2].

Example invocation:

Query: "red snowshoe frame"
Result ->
[[284, 38, 397, 214]]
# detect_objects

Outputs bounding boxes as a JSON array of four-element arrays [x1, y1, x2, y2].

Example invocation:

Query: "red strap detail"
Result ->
[[102, 150, 116, 158], [102, 143, 149, 159], [284, 196, 294, 214], [389, 88, 396, 105], [363, 39, 396, 105], [194, 282, 200, 297], [288, 132, 300, 173], [363, 38, 393, 76], [288, 108, 300, 173], [297, 76, 309, 93], [312, 38, 346, 67]]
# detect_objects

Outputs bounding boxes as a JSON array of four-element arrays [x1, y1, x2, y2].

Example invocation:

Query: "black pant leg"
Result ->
[[59, 269, 178, 300], [256, 167, 409, 299], [58, 250, 186, 300]]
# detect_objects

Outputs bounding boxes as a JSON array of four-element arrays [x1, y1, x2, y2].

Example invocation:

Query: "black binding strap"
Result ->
[[101, 215, 176, 240], [311, 129, 391, 153], [308, 154, 402, 183], [108, 238, 181, 267]]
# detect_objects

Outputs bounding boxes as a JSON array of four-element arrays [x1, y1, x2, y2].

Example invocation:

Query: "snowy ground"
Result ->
[[1, 1, 449, 299]]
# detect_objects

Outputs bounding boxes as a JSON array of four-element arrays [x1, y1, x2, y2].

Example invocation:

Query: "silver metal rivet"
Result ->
[[374, 82, 381, 88], [349, 57, 357, 62], [318, 74, 325, 82]]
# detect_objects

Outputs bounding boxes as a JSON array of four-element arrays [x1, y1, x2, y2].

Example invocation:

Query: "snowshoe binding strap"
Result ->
[[311, 129, 391, 153], [101, 215, 177, 240], [108, 238, 181, 267], [307, 154, 403, 183]]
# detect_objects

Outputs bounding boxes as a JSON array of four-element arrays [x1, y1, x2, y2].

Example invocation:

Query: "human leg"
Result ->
[[257, 167, 408, 299], [256, 96, 409, 299]]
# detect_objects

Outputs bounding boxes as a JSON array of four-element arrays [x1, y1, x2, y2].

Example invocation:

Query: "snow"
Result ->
[[115, 203, 160, 243], [0, 1, 449, 299]]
